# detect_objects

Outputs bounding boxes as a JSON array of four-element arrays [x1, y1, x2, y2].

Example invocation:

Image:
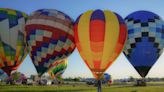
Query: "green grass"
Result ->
[[1, 85, 164, 92], [103, 86, 164, 92]]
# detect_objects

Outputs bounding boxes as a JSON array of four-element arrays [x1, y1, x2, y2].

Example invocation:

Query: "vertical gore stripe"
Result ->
[[78, 10, 94, 69], [101, 10, 119, 69], [104, 13, 127, 69], [74, 17, 87, 63], [90, 10, 105, 70]]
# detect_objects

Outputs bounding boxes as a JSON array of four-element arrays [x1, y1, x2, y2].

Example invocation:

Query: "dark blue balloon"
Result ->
[[104, 73, 111, 81], [124, 11, 164, 77]]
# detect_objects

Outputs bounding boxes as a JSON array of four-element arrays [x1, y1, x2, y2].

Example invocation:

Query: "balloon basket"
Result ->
[[135, 78, 146, 86]]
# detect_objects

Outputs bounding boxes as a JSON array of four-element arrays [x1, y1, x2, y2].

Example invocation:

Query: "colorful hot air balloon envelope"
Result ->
[[103, 73, 111, 81], [124, 11, 164, 78], [0, 8, 28, 76], [103, 73, 112, 85], [74, 9, 127, 80], [48, 59, 68, 79], [25, 9, 75, 77]]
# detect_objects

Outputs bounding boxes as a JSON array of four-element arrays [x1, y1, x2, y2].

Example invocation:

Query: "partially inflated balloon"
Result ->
[[48, 59, 67, 79], [124, 11, 164, 78], [25, 9, 75, 77], [74, 10, 127, 79], [0, 8, 28, 76]]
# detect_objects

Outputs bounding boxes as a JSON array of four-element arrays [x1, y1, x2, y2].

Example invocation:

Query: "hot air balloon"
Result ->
[[103, 73, 112, 86], [48, 59, 67, 80], [103, 73, 111, 81], [25, 9, 75, 77], [124, 11, 164, 80], [74, 9, 127, 92], [0, 8, 28, 76]]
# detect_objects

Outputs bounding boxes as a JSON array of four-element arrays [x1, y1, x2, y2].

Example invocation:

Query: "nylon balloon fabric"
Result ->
[[48, 59, 67, 79], [25, 9, 75, 77], [0, 8, 28, 76], [103, 73, 111, 81], [74, 10, 127, 79], [124, 11, 164, 77]]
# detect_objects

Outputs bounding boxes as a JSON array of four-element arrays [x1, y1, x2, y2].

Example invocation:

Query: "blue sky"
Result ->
[[1, 0, 164, 79]]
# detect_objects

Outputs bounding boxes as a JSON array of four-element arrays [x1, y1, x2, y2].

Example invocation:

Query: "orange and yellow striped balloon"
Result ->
[[74, 10, 127, 79]]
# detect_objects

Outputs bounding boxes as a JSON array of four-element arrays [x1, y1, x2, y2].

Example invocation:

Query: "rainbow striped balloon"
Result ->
[[48, 59, 67, 79], [0, 8, 28, 76]]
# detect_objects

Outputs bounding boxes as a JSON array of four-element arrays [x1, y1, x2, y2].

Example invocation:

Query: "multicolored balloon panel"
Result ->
[[25, 9, 75, 76], [0, 8, 28, 76], [48, 59, 68, 79], [124, 11, 164, 77], [74, 10, 127, 79]]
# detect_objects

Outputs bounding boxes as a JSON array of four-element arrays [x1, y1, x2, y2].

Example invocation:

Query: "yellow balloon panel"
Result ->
[[100, 10, 119, 69], [78, 10, 94, 69]]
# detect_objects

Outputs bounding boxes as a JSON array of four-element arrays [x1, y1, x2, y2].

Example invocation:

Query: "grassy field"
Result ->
[[1, 85, 164, 92]]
